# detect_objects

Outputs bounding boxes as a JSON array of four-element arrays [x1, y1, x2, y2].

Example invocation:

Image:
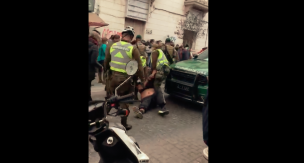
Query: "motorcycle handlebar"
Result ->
[[106, 93, 135, 104], [116, 93, 134, 101]]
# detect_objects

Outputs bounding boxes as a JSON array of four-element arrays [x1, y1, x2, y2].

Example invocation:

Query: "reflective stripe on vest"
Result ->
[[150, 49, 169, 69], [140, 56, 146, 67], [109, 41, 133, 73]]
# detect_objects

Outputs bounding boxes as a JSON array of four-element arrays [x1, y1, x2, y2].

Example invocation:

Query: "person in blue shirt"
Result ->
[[97, 37, 108, 83]]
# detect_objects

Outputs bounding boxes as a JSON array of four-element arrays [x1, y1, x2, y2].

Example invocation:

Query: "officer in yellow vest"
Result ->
[[104, 26, 145, 130], [147, 40, 170, 115]]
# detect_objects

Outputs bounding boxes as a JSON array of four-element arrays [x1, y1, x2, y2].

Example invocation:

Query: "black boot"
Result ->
[[121, 117, 132, 130]]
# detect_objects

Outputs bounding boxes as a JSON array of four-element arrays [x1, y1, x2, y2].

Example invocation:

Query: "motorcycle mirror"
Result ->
[[125, 60, 138, 76]]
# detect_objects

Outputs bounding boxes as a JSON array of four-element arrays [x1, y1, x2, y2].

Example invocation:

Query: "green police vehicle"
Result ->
[[165, 49, 208, 105]]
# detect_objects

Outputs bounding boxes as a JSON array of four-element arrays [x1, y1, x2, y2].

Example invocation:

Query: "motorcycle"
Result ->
[[89, 60, 150, 163]]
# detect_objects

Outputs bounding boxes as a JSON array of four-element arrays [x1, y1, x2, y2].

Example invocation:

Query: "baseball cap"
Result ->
[[165, 38, 171, 43]]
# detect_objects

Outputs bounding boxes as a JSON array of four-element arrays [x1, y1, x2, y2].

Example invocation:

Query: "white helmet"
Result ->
[[122, 26, 135, 36]]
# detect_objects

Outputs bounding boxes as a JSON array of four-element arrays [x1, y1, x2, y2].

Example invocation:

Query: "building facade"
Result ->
[[93, 0, 208, 51]]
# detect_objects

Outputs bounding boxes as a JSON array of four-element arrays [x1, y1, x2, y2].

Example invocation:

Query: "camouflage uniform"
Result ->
[[151, 49, 170, 89], [135, 42, 147, 57], [149, 48, 170, 114], [107, 71, 133, 117]]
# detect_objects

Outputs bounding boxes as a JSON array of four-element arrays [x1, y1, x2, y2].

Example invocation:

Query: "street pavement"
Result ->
[[89, 78, 208, 163]]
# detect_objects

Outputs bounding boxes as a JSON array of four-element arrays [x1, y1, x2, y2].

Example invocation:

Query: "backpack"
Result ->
[[163, 45, 174, 64]]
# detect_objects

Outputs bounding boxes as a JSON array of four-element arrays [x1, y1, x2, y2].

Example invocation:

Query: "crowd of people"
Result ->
[[88, 26, 209, 160], [88, 27, 208, 128], [89, 26, 170, 130]]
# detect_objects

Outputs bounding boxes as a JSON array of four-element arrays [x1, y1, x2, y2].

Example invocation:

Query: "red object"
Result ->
[[197, 48, 207, 55], [111, 103, 115, 107], [125, 110, 129, 116]]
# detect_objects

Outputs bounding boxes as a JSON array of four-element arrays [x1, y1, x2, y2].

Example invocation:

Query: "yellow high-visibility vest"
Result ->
[[109, 41, 133, 73], [150, 49, 169, 70], [140, 56, 146, 67]]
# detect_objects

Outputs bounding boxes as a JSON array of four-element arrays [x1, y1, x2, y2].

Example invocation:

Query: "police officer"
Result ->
[[148, 40, 170, 115], [162, 38, 177, 64], [135, 35, 147, 57], [104, 26, 145, 130]]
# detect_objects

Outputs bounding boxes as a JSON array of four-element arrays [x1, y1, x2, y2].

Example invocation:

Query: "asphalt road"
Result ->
[[89, 78, 208, 163]]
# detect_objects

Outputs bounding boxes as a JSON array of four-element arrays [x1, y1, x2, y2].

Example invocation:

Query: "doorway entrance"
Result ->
[[125, 18, 145, 39], [183, 30, 197, 49]]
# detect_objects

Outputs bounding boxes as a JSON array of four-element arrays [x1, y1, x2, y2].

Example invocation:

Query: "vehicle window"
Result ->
[[197, 49, 208, 60]]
